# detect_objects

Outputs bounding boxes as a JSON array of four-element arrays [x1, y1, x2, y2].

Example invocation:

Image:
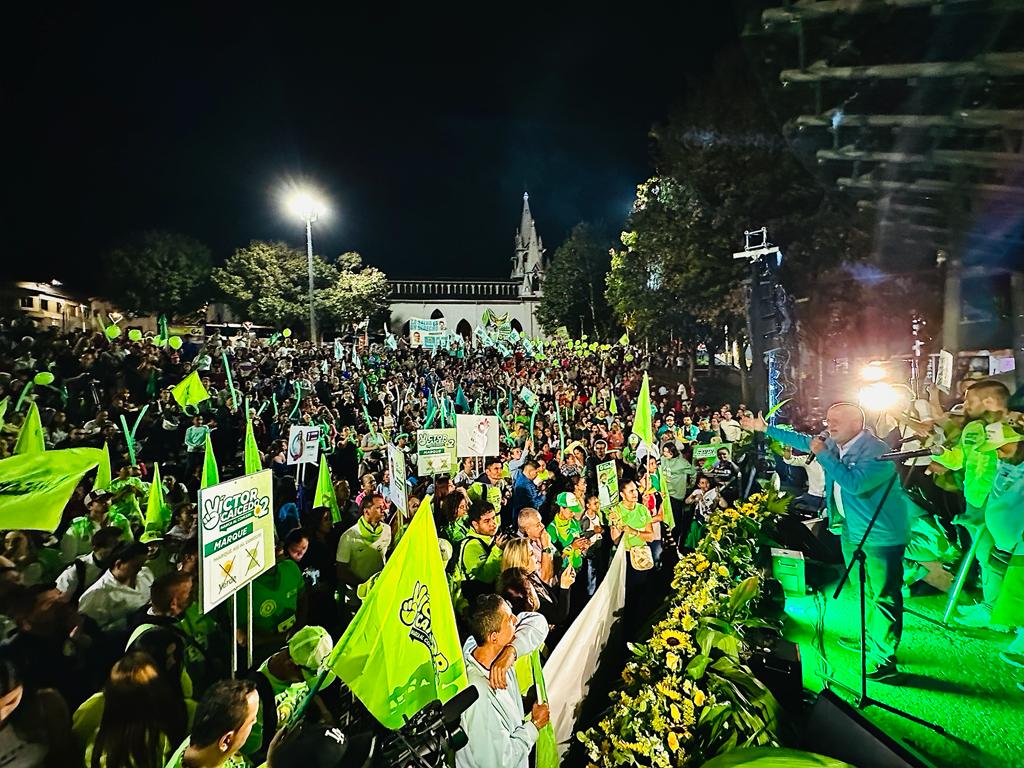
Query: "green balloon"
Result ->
[[33, 371, 54, 386], [104, 325, 121, 339], [283, 328, 292, 338], [168, 336, 183, 350], [625, 354, 635, 362], [128, 329, 143, 342], [152, 335, 166, 347]]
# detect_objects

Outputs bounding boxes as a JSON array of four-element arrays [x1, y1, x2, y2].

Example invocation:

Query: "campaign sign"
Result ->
[[416, 428, 457, 475], [287, 425, 320, 465], [388, 444, 408, 515], [199, 470, 275, 614], [456, 415, 499, 457]]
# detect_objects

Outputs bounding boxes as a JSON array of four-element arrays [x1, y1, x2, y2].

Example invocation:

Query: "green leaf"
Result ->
[[763, 399, 791, 420], [727, 576, 760, 618], [685, 653, 713, 680], [698, 747, 855, 767]]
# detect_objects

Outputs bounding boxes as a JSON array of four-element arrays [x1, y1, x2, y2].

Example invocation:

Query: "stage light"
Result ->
[[858, 383, 901, 412], [860, 362, 887, 382], [284, 187, 327, 222]]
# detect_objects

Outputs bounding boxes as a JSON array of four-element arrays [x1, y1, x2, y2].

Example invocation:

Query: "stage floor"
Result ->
[[783, 586, 1024, 768]]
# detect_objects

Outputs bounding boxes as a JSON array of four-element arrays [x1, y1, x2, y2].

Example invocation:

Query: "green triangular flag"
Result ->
[[171, 370, 210, 409], [95, 441, 112, 490], [142, 463, 171, 542], [455, 385, 470, 412], [314, 454, 341, 524], [201, 433, 220, 489], [631, 373, 654, 462], [327, 504, 467, 728], [244, 417, 262, 475], [609, 391, 618, 416], [14, 402, 45, 455], [0, 448, 103, 531], [618, 331, 630, 346]]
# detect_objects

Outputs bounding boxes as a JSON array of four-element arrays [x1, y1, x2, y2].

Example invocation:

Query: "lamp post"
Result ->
[[285, 189, 327, 344]]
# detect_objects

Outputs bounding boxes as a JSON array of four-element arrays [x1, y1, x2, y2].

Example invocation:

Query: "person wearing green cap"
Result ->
[[547, 492, 588, 573], [242, 625, 336, 759]]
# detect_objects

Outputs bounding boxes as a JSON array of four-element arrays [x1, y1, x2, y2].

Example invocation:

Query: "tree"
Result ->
[[212, 242, 389, 334], [319, 252, 390, 329], [537, 223, 616, 338], [102, 231, 213, 317]]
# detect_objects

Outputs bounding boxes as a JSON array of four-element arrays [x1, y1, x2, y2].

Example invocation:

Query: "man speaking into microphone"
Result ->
[[741, 403, 912, 681]]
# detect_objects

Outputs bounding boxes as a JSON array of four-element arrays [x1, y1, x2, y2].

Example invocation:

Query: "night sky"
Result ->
[[4, 5, 736, 290]]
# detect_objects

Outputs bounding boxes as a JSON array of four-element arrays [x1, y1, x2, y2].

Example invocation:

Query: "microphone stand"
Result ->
[[820, 468, 946, 734]]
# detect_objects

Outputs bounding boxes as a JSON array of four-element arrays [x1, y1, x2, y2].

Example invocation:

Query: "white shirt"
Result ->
[[720, 419, 742, 442], [336, 521, 392, 584], [78, 567, 154, 631], [782, 454, 825, 498], [55, 554, 104, 597], [457, 612, 549, 768]]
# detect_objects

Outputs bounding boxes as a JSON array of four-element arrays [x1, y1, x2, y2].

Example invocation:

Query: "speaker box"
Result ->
[[745, 633, 803, 716], [802, 689, 936, 768], [771, 547, 806, 596], [773, 512, 843, 563]]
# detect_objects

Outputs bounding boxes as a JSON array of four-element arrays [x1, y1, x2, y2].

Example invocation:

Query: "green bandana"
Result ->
[[358, 516, 383, 544]]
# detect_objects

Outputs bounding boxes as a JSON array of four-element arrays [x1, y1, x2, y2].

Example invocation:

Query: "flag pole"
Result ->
[[231, 593, 238, 678]]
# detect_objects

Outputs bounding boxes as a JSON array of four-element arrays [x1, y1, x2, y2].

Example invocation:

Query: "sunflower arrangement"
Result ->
[[577, 487, 790, 767]]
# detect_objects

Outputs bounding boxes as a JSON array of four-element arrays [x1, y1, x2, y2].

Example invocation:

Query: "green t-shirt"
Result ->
[[251, 560, 303, 635], [613, 502, 651, 549], [460, 533, 502, 585], [547, 517, 583, 569], [444, 517, 469, 544], [164, 738, 249, 768]]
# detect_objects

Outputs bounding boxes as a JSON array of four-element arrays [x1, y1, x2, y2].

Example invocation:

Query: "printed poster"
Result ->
[[387, 444, 408, 516], [286, 425, 321, 465], [456, 415, 499, 458], [416, 428, 457, 475], [199, 470, 275, 613], [596, 459, 619, 511]]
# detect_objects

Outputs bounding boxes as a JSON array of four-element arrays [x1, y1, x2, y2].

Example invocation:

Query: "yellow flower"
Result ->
[[670, 703, 681, 721], [693, 689, 706, 707], [667, 731, 680, 752], [656, 679, 682, 701], [696, 560, 710, 572], [717, 565, 729, 577], [666, 651, 680, 671], [661, 629, 688, 648]]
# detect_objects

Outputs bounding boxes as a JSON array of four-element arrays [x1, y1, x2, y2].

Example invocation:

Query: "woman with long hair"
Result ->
[[0, 648, 75, 767], [76, 651, 188, 768]]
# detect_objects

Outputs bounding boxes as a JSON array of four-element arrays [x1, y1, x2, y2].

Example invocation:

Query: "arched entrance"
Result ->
[[511, 319, 524, 333], [455, 319, 472, 340], [430, 309, 445, 319]]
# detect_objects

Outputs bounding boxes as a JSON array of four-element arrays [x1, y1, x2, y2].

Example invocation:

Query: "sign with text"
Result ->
[[936, 349, 955, 393], [456, 415, 499, 457], [286, 426, 320, 465], [596, 460, 619, 511], [408, 318, 448, 349], [387, 444, 408, 516], [693, 442, 732, 469], [199, 469, 274, 614], [416, 428, 457, 475]]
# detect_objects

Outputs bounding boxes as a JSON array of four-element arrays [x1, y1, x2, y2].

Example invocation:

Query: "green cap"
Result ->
[[288, 625, 337, 689], [555, 491, 582, 515]]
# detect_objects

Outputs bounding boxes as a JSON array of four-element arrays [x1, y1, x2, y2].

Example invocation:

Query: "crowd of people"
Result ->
[[0, 322, 754, 768]]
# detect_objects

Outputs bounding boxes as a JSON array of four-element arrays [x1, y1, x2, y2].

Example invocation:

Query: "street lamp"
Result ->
[[284, 187, 328, 343]]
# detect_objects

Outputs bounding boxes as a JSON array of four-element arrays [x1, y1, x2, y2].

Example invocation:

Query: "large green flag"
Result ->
[[201, 433, 219, 489], [171, 370, 210, 409], [142, 463, 171, 542], [631, 373, 654, 461], [14, 402, 45, 455], [244, 417, 262, 475], [0, 448, 103, 531], [95, 441, 112, 490], [327, 504, 468, 729], [313, 454, 341, 524]]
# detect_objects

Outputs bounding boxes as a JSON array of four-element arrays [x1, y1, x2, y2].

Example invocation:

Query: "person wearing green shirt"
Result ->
[[108, 464, 148, 531], [608, 478, 655, 553], [164, 679, 259, 768], [248, 556, 305, 664], [241, 625, 336, 759], [547, 492, 588, 571], [60, 489, 132, 564], [459, 501, 506, 594]]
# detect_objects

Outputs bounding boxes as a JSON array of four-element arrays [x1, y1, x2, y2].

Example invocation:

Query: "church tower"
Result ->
[[512, 192, 546, 297]]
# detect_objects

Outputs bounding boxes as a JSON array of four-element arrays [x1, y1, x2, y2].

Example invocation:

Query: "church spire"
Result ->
[[511, 192, 545, 295]]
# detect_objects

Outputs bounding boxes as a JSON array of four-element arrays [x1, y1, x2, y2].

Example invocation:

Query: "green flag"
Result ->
[[609, 391, 618, 416], [142, 463, 170, 542], [244, 417, 262, 475], [631, 373, 654, 461], [95, 441, 112, 490], [201, 433, 219, 489], [657, 470, 675, 529], [314, 454, 341, 524], [455, 385, 470, 412], [14, 402, 45, 455], [327, 504, 468, 729], [618, 331, 630, 346], [171, 370, 210, 409], [0, 448, 103, 531]]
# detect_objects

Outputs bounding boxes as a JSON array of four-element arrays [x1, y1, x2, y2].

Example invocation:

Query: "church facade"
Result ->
[[386, 193, 549, 340]]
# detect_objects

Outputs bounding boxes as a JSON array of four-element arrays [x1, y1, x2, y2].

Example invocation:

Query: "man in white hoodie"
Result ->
[[458, 594, 549, 768]]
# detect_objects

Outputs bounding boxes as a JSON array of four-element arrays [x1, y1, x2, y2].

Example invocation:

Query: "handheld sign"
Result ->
[[287, 426, 320, 465]]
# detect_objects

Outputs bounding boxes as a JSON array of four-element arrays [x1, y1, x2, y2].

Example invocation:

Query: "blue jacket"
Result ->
[[511, 470, 545, 519], [767, 426, 911, 546]]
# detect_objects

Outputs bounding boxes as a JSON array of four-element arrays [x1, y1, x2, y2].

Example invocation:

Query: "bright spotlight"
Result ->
[[858, 383, 901, 412], [283, 186, 327, 222], [860, 362, 887, 382]]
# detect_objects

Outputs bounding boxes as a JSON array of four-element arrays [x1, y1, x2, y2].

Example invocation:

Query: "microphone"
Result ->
[[876, 445, 944, 461], [806, 432, 829, 464]]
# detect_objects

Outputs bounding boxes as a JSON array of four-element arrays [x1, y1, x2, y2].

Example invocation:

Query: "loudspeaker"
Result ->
[[771, 547, 806, 596], [773, 512, 843, 563], [803, 690, 936, 768], [746, 633, 803, 716]]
